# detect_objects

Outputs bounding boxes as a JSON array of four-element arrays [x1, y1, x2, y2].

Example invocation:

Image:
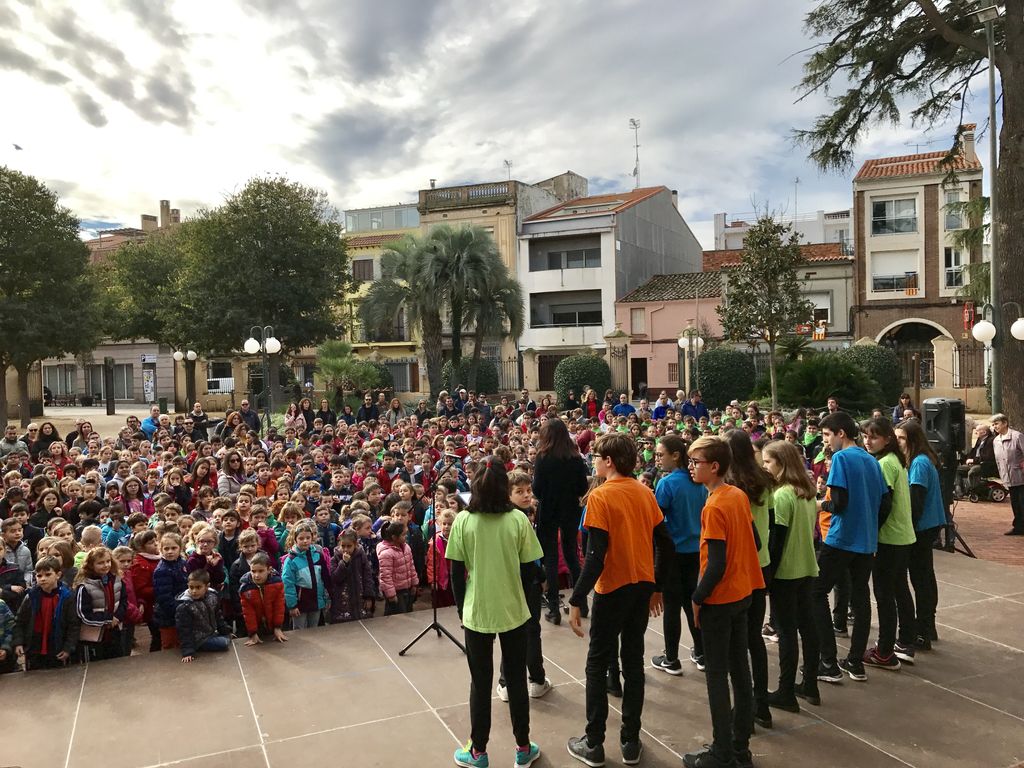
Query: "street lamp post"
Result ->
[[172, 349, 198, 410], [677, 327, 705, 393], [971, 304, 1024, 401], [244, 326, 282, 435], [975, 4, 1001, 409]]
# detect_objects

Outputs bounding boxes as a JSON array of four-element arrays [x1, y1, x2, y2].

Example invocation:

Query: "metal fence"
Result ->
[[494, 355, 522, 392], [952, 343, 986, 388]]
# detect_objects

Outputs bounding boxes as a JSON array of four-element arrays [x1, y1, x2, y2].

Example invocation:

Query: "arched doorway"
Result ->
[[877, 321, 949, 389]]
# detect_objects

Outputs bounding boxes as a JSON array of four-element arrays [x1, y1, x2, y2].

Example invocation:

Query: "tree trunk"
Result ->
[[996, 58, 1023, 424], [16, 362, 32, 428], [467, 322, 487, 391], [0, 364, 7, 429], [767, 340, 778, 412], [449, 298, 463, 392], [421, 311, 445, 399]]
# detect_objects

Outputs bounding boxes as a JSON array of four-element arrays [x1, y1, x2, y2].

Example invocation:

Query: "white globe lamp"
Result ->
[[186, 350, 198, 361], [1011, 317, 1024, 342], [264, 336, 282, 354], [172, 350, 184, 362], [971, 320, 997, 345], [243, 337, 261, 355]]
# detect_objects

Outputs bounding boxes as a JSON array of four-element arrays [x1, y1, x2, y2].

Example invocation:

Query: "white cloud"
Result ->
[[0, 0, 988, 249]]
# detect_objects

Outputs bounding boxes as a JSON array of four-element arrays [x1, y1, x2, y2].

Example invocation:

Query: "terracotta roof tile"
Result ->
[[344, 232, 406, 248], [618, 271, 722, 303], [854, 149, 982, 181], [526, 186, 667, 221], [703, 242, 848, 271]]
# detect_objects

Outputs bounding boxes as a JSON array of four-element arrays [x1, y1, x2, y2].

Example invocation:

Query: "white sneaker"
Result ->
[[529, 678, 552, 698], [496, 682, 509, 702]]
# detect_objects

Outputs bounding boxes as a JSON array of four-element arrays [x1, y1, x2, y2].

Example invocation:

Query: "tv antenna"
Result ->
[[905, 137, 943, 154], [629, 118, 640, 188], [503, 159, 513, 180]]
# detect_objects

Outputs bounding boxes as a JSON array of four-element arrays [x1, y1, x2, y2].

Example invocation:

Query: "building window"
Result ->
[[944, 247, 964, 288], [630, 307, 646, 334], [871, 251, 918, 292], [294, 362, 317, 387], [352, 259, 374, 282], [114, 364, 134, 400], [529, 247, 601, 271], [668, 362, 679, 384], [530, 290, 602, 327], [207, 361, 233, 379], [871, 198, 917, 235], [803, 292, 832, 325], [43, 364, 77, 396], [944, 190, 963, 230]]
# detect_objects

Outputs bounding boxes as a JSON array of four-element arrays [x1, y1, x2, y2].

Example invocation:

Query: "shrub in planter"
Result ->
[[553, 354, 612, 410], [695, 347, 756, 409]]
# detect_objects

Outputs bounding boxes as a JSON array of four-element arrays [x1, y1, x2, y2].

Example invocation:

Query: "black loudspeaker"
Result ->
[[923, 398, 965, 512]]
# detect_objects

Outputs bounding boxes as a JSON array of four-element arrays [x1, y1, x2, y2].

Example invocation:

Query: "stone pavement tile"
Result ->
[[933, 551, 1024, 595], [236, 620, 427, 741], [264, 708, 458, 767], [2, 664, 83, 768], [935, 597, 1024, 653], [901, 611, 1024, 686], [939, 657, 1024, 721], [68, 649, 258, 768], [152, 746, 267, 767]]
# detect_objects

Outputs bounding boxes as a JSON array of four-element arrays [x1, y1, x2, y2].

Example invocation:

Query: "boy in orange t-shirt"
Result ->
[[685, 436, 764, 768], [566, 433, 674, 767]]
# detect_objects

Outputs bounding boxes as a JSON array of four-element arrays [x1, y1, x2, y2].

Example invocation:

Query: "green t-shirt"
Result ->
[[751, 490, 773, 568], [772, 485, 819, 580], [445, 509, 543, 634], [876, 452, 916, 546]]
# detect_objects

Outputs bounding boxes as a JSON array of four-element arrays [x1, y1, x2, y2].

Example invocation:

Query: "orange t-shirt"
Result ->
[[818, 487, 831, 541], [699, 483, 765, 605], [583, 477, 664, 595]]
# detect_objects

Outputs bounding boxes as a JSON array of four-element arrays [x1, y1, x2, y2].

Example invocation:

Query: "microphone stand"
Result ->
[[399, 455, 466, 656]]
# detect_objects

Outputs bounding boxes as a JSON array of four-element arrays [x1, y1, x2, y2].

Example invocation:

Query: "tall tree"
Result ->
[[717, 217, 814, 410], [794, 0, 1022, 420], [360, 234, 446, 398], [462, 262, 525, 391], [0, 167, 103, 426], [424, 224, 500, 392]]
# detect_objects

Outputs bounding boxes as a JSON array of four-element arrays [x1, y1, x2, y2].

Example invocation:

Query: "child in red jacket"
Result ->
[[376, 521, 418, 616], [239, 552, 287, 645], [113, 545, 145, 655], [130, 531, 162, 652]]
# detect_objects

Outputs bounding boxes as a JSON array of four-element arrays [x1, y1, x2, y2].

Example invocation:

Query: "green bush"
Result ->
[[441, 358, 500, 395], [359, 360, 393, 392], [695, 347, 756, 409], [774, 352, 881, 412], [839, 344, 903, 405], [553, 354, 611, 409]]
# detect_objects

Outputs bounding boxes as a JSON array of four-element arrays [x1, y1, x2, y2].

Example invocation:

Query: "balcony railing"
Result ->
[[420, 182, 513, 211], [355, 325, 409, 343]]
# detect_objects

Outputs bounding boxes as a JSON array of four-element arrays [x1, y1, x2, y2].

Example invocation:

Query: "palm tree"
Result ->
[[316, 340, 379, 408], [424, 224, 499, 391], [463, 260, 525, 391], [360, 234, 445, 397]]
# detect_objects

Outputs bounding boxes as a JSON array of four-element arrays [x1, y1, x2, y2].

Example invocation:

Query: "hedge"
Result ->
[[774, 352, 881, 412], [695, 347, 756, 409], [553, 354, 612, 410], [839, 344, 903, 405], [441, 358, 500, 395]]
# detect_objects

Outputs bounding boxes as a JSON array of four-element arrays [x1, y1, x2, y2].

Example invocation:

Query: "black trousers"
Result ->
[[585, 583, 653, 747], [500, 580, 546, 686], [699, 596, 753, 762], [872, 542, 915, 655], [769, 577, 818, 697], [746, 581, 768, 711], [1010, 485, 1024, 532], [831, 569, 851, 629], [813, 545, 873, 667], [538, 516, 582, 614], [662, 551, 702, 660], [465, 621, 530, 752], [908, 526, 941, 639]]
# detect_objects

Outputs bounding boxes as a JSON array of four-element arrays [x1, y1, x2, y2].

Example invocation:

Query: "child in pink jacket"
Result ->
[[376, 521, 418, 615]]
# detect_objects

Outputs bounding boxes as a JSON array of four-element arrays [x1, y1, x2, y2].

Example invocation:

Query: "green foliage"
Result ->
[[774, 353, 881, 413], [316, 340, 379, 395], [839, 344, 903, 404], [441, 358, 500, 395], [777, 335, 815, 362], [553, 354, 611, 409], [695, 347, 756, 409], [362, 361, 393, 392]]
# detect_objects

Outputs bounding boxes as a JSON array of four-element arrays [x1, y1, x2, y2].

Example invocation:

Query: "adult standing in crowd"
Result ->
[[238, 399, 261, 434], [315, 398, 337, 427], [356, 393, 380, 423], [189, 402, 210, 440], [533, 418, 588, 625], [682, 390, 710, 421], [991, 413, 1024, 536]]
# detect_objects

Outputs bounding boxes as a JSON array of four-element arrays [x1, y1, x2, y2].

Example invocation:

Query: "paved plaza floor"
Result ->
[[5, 550, 1024, 768]]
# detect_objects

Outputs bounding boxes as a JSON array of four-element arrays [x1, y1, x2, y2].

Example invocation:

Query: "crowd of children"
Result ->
[[0, 386, 972, 768]]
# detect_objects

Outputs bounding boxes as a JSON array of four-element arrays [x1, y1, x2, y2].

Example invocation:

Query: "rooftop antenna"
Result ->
[[904, 137, 943, 154], [503, 159, 513, 181], [793, 176, 800, 218], [629, 118, 640, 189]]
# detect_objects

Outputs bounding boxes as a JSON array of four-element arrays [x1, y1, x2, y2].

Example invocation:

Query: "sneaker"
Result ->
[[817, 662, 844, 684], [528, 678, 552, 698], [621, 740, 643, 765], [794, 680, 821, 706], [690, 650, 706, 671], [894, 642, 916, 665], [833, 623, 849, 637], [651, 654, 683, 676], [914, 635, 932, 651], [606, 669, 622, 698], [735, 748, 754, 768], [514, 742, 540, 767], [863, 647, 901, 671], [766, 689, 801, 713], [838, 657, 868, 681], [544, 611, 561, 626], [761, 623, 779, 643], [683, 745, 734, 768], [567, 735, 605, 767], [454, 741, 489, 768]]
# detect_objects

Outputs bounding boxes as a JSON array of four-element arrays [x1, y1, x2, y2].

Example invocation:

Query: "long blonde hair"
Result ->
[[762, 441, 816, 500]]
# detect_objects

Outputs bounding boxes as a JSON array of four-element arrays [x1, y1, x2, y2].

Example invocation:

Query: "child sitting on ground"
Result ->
[[239, 551, 288, 645], [175, 568, 232, 663]]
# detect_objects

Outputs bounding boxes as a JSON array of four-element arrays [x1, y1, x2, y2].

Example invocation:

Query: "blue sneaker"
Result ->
[[454, 741, 489, 767], [515, 742, 541, 766]]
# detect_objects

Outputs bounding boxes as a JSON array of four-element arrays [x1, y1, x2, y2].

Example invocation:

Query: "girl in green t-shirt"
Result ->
[[762, 439, 821, 710], [862, 418, 917, 669]]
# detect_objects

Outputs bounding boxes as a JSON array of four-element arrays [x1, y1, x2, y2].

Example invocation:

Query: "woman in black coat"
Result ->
[[532, 418, 589, 624]]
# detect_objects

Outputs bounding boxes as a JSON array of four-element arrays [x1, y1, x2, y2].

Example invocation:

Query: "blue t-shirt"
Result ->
[[825, 445, 885, 554], [655, 469, 708, 554], [908, 454, 946, 531], [612, 403, 636, 417]]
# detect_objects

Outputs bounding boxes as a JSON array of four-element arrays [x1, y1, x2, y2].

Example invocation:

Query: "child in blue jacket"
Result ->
[[152, 533, 189, 650]]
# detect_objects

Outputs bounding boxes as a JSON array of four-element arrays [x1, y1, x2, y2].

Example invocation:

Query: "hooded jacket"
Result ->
[[376, 540, 418, 600], [75, 574, 127, 627], [238, 571, 286, 635], [329, 545, 373, 622], [152, 557, 189, 628], [281, 546, 331, 611], [175, 587, 231, 657], [130, 552, 162, 624]]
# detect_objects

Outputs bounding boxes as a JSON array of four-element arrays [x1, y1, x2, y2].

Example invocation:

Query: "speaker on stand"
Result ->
[[921, 398, 974, 558]]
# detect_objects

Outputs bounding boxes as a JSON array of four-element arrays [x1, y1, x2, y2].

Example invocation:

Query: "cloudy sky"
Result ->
[[0, 0, 992, 247]]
